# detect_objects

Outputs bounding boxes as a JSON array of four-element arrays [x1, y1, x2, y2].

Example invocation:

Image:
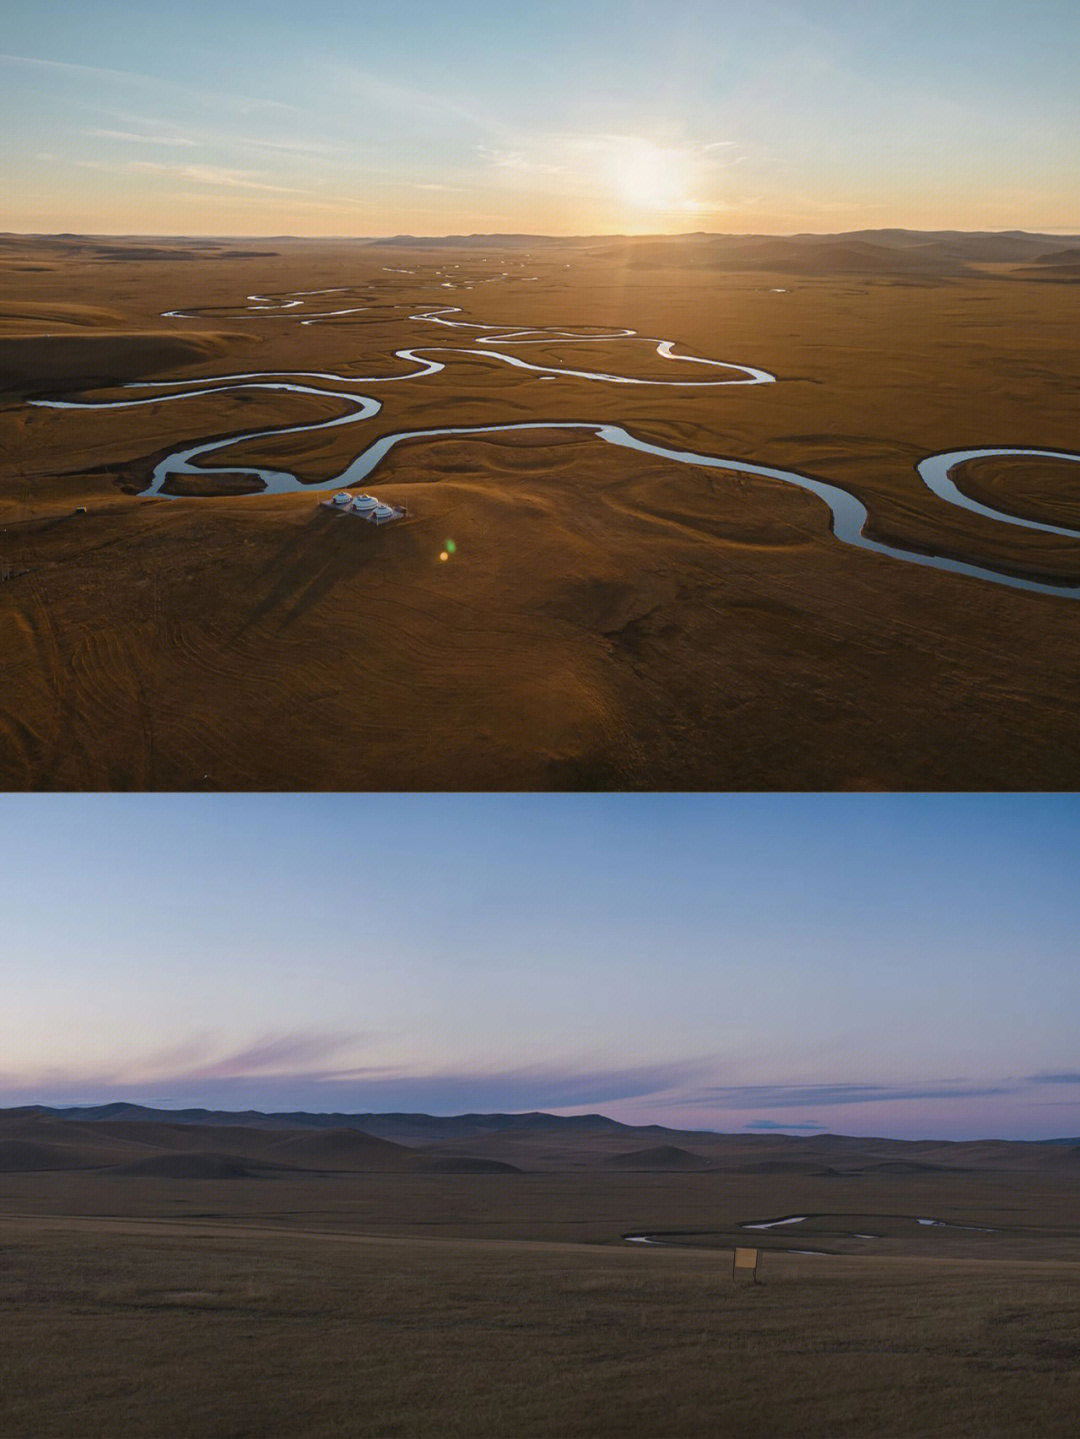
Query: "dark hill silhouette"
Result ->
[[14, 1104, 633, 1144], [847, 1160, 952, 1175], [116, 1152, 280, 1180], [606, 1145, 711, 1170], [266, 1127, 413, 1171], [0, 1139, 87, 1172], [81, 1119, 319, 1160], [419, 1156, 523, 1173], [4, 1108, 1076, 1174], [0, 1113, 410, 1173], [0, 1114, 176, 1168], [736, 1159, 841, 1176]]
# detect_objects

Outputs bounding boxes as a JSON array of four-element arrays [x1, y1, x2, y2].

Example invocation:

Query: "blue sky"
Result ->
[[4, 0, 1079, 233], [2, 793, 1078, 1140]]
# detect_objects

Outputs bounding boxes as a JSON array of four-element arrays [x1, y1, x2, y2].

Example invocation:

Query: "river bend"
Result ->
[[29, 285, 1080, 600]]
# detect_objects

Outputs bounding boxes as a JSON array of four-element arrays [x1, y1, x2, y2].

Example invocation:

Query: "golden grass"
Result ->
[[2, 237, 1080, 788]]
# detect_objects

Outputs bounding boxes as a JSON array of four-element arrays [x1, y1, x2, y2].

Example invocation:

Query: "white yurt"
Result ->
[[370, 503, 402, 525]]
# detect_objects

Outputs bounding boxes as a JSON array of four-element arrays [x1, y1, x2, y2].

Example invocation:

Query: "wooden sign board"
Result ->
[[732, 1246, 759, 1281]]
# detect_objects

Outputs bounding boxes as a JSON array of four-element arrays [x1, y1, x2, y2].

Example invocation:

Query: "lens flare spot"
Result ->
[[445, 539, 457, 553]]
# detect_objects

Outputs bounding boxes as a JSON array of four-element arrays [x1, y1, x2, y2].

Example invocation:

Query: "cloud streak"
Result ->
[[75, 158, 310, 194], [0, 1041, 706, 1116], [89, 128, 199, 148], [87, 125, 342, 159], [744, 1118, 825, 1131], [688, 1081, 1014, 1109], [0, 50, 300, 114], [179, 1032, 368, 1079]]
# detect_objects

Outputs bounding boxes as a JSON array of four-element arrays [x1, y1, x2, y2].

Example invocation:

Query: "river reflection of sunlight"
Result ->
[[27, 283, 1080, 601]]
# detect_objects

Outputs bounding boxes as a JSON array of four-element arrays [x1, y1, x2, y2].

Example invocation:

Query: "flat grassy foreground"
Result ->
[[2, 1214, 1078, 1438]]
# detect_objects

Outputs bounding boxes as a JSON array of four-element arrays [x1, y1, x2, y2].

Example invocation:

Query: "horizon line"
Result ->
[[7, 1100, 1077, 1145], [6, 226, 1080, 242]]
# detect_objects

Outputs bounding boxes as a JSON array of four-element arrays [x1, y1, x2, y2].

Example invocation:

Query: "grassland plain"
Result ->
[[2, 1112, 1080, 1436], [3, 1216, 1080, 1439], [2, 234, 1080, 788]]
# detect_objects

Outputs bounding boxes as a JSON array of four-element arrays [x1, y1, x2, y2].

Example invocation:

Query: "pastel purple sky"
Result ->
[[2, 794, 1077, 1140]]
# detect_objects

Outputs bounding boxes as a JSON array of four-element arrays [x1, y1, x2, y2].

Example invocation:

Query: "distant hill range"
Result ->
[[371, 229, 1080, 278], [6, 229, 1080, 277], [5, 1102, 640, 1141], [0, 233, 274, 260], [0, 1104, 1076, 1179]]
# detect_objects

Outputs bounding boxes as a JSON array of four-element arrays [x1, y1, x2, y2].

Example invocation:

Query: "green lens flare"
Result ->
[[445, 539, 457, 554]]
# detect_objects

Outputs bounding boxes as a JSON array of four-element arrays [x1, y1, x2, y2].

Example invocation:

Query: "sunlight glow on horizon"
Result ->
[[3, 1, 1079, 236]]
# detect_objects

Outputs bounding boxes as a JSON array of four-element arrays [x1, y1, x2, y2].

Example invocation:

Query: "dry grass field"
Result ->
[[2, 1110, 1080, 1437], [4, 1217, 1080, 1439], [2, 233, 1080, 788]]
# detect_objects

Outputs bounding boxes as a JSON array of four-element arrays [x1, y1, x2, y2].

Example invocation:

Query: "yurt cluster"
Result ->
[[320, 492, 407, 524]]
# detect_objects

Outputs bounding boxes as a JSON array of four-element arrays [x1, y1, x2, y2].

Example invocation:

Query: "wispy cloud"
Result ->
[[0, 1030, 372, 1087], [476, 145, 566, 177], [0, 1044, 706, 1115], [179, 1032, 366, 1080], [0, 50, 180, 87], [87, 125, 342, 160], [75, 158, 310, 195], [691, 1081, 1014, 1109], [145, 163, 308, 195], [321, 61, 491, 132], [89, 128, 199, 148], [1029, 1072, 1080, 1086], [744, 1118, 825, 1131], [235, 136, 343, 158], [0, 50, 299, 114]]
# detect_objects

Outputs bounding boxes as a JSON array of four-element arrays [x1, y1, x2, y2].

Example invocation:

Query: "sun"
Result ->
[[602, 140, 698, 212]]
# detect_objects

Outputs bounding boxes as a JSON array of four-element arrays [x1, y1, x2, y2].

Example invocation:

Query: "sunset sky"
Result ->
[[3, 793, 1078, 1141], [4, 0, 1079, 235]]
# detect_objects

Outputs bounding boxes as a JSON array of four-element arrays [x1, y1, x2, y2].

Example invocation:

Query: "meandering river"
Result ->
[[30, 284, 1080, 599], [623, 1213, 1003, 1253]]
